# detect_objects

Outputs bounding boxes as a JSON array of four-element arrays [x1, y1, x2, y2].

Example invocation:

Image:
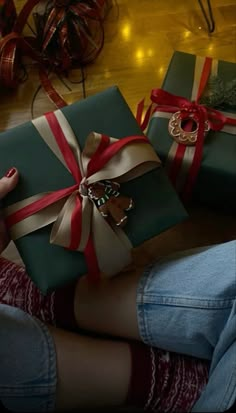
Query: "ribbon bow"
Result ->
[[0, 0, 106, 107], [149, 89, 236, 200], [136, 56, 236, 202], [5, 110, 160, 279], [37, 0, 105, 71], [151, 88, 231, 136]]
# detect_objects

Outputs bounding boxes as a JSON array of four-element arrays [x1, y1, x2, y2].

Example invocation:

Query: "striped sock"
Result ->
[[0, 256, 77, 330], [127, 341, 209, 412]]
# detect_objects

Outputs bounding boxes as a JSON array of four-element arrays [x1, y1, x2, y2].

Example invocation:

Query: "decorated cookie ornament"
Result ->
[[88, 180, 134, 227]]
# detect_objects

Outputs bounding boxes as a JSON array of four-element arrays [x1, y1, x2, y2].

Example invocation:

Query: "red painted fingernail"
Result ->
[[4, 168, 17, 178]]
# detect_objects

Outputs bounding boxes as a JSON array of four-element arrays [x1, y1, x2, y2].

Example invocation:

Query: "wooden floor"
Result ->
[[1, 0, 236, 265]]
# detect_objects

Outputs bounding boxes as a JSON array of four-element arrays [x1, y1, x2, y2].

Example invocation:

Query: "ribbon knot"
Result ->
[[79, 179, 89, 196], [5, 109, 161, 279], [136, 56, 236, 203], [181, 101, 203, 113], [180, 102, 203, 117], [149, 89, 234, 146]]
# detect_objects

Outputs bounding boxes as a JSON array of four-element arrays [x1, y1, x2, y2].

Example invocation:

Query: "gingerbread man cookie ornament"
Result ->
[[88, 180, 134, 227]]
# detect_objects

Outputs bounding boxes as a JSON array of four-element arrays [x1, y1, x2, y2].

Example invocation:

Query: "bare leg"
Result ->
[[1, 301, 209, 413], [50, 322, 209, 413], [74, 268, 142, 340], [49, 325, 131, 411]]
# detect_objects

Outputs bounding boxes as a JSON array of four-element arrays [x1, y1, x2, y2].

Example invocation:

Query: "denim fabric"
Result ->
[[0, 304, 57, 412], [137, 240, 236, 412]]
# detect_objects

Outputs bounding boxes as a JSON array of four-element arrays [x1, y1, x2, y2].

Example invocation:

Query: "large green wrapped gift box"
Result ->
[[0, 86, 187, 294], [146, 51, 236, 209]]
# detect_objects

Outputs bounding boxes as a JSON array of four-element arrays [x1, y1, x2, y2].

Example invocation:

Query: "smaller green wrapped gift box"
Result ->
[[146, 51, 236, 210], [0, 86, 187, 294]]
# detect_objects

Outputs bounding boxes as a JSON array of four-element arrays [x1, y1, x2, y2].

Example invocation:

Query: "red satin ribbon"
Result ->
[[150, 89, 236, 201], [137, 58, 236, 201], [6, 111, 149, 280]]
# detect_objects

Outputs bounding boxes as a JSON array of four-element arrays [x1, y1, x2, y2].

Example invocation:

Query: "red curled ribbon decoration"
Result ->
[[137, 58, 236, 201], [0, 0, 107, 108]]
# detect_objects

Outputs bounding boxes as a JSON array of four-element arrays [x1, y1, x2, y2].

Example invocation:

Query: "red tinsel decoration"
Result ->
[[0, 0, 109, 108]]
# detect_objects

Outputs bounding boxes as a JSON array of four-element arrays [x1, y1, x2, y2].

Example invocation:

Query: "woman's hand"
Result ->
[[0, 168, 19, 253]]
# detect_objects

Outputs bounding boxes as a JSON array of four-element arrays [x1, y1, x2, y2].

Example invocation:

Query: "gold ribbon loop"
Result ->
[[92, 206, 132, 275], [6, 111, 161, 276]]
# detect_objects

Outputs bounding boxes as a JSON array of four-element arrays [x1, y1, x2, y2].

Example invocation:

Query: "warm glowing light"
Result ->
[[65, 96, 74, 105], [159, 66, 164, 75], [184, 30, 191, 38], [121, 23, 131, 40], [136, 49, 144, 59], [208, 44, 214, 51], [198, 26, 202, 30], [147, 49, 154, 57], [104, 69, 111, 78], [136, 48, 144, 60]]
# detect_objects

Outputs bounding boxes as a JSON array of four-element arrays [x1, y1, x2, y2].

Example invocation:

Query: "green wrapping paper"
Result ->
[[147, 51, 236, 210], [0, 86, 187, 294]]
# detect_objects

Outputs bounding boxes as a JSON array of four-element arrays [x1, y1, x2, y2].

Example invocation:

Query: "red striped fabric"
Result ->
[[0, 0, 107, 108]]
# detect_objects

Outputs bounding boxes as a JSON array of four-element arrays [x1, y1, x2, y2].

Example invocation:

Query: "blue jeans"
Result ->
[[1, 240, 235, 412], [137, 240, 236, 412], [0, 304, 57, 412]]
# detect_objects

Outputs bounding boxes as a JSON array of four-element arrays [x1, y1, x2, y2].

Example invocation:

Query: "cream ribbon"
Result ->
[[5, 110, 161, 276], [152, 56, 236, 192]]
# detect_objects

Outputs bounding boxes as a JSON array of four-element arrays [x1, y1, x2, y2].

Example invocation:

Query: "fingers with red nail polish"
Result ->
[[4, 167, 17, 178], [0, 168, 19, 199]]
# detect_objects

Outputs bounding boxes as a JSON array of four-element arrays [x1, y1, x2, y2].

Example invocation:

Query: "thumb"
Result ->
[[0, 168, 19, 200]]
